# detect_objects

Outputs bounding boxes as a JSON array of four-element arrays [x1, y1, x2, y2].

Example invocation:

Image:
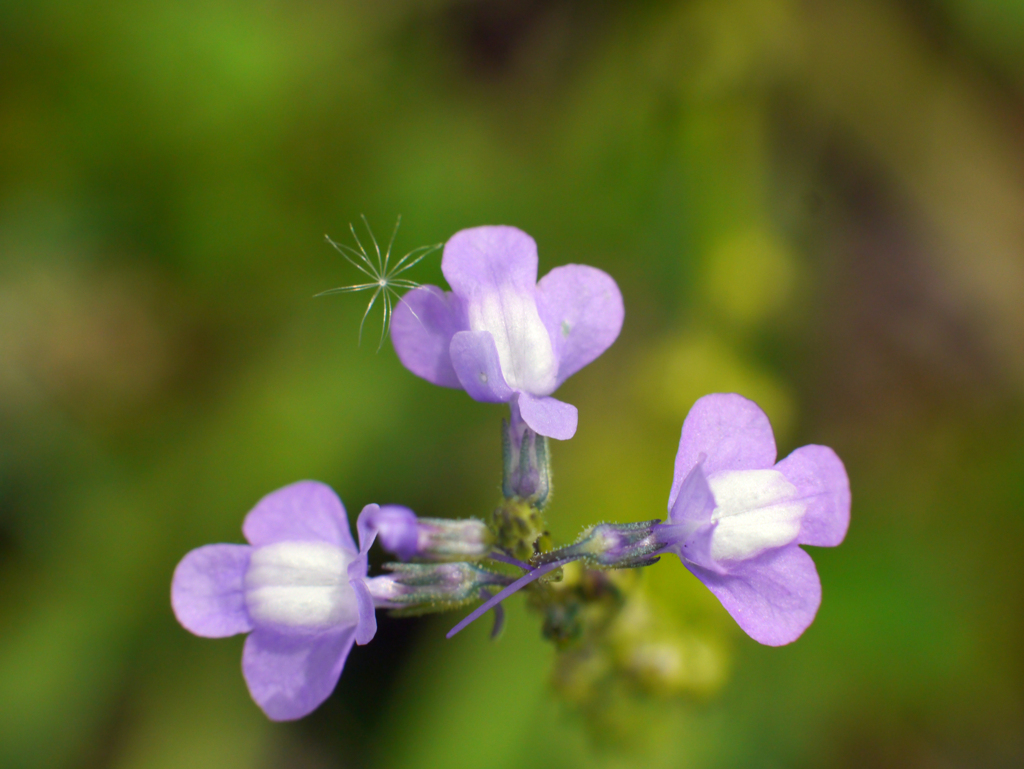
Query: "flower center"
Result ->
[[707, 470, 804, 562], [244, 541, 359, 632], [470, 287, 556, 394]]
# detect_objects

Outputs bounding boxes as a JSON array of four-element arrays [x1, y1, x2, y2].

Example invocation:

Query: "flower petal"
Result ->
[[350, 578, 377, 645], [242, 627, 356, 721], [354, 504, 381, 557], [242, 481, 356, 553], [391, 286, 465, 388], [671, 394, 777, 504], [449, 330, 515, 402], [776, 445, 851, 548], [442, 225, 539, 304], [667, 456, 714, 521], [685, 545, 821, 646], [660, 460, 717, 567], [171, 544, 253, 638], [517, 392, 578, 440], [358, 504, 419, 561], [536, 264, 624, 387], [442, 226, 556, 394]]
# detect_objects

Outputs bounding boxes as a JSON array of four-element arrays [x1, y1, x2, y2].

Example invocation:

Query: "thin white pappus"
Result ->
[[317, 215, 442, 350]]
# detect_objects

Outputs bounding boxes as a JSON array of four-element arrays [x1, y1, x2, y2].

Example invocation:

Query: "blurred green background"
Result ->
[[2, 0, 1023, 767]]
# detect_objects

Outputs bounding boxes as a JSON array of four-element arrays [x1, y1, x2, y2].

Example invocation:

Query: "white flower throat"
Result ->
[[471, 287, 556, 394], [245, 541, 359, 631], [707, 469, 805, 562]]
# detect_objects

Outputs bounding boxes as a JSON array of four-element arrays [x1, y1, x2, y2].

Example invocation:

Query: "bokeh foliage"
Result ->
[[1, 1, 1023, 767]]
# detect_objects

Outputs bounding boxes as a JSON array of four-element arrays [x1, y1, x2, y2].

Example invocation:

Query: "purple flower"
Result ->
[[170, 481, 379, 720], [655, 394, 850, 645], [390, 226, 624, 440]]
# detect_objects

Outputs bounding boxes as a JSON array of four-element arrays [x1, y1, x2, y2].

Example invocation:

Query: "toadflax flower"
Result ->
[[171, 481, 380, 720], [445, 394, 849, 645], [390, 225, 624, 440], [654, 393, 850, 645]]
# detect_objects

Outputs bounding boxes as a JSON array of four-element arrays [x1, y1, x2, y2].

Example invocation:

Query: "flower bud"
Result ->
[[362, 505, 494, 562], [365, 563, 511, 612]]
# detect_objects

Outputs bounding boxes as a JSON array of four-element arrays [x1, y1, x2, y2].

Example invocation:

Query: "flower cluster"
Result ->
[[172, 224, 850, 720]]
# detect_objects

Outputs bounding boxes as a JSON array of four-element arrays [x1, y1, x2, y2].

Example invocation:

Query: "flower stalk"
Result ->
[[530, 521, 665, 570]]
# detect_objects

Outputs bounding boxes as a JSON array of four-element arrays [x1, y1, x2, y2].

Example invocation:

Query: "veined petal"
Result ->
[[536, 264, 624, 387], [242, 627, 356, 721], [242, 481, 357, 553], [671, 394, 777, 506], [391, 286, 465, 388], [442, 226, 557, 395], [517, 392, 578, 440], [685, 545, 821, 646], [449, 330, 515, 402], [707, 470, 804, 562], [171, 544, 253, 638], [776, 444, 851, 548]]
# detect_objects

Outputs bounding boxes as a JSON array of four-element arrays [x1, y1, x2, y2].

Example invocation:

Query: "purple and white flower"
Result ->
[[170, 481, 380, 721], [390, 225, 624, 440], [445, 393, 849, 644], [655, 394, 850, 645]]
